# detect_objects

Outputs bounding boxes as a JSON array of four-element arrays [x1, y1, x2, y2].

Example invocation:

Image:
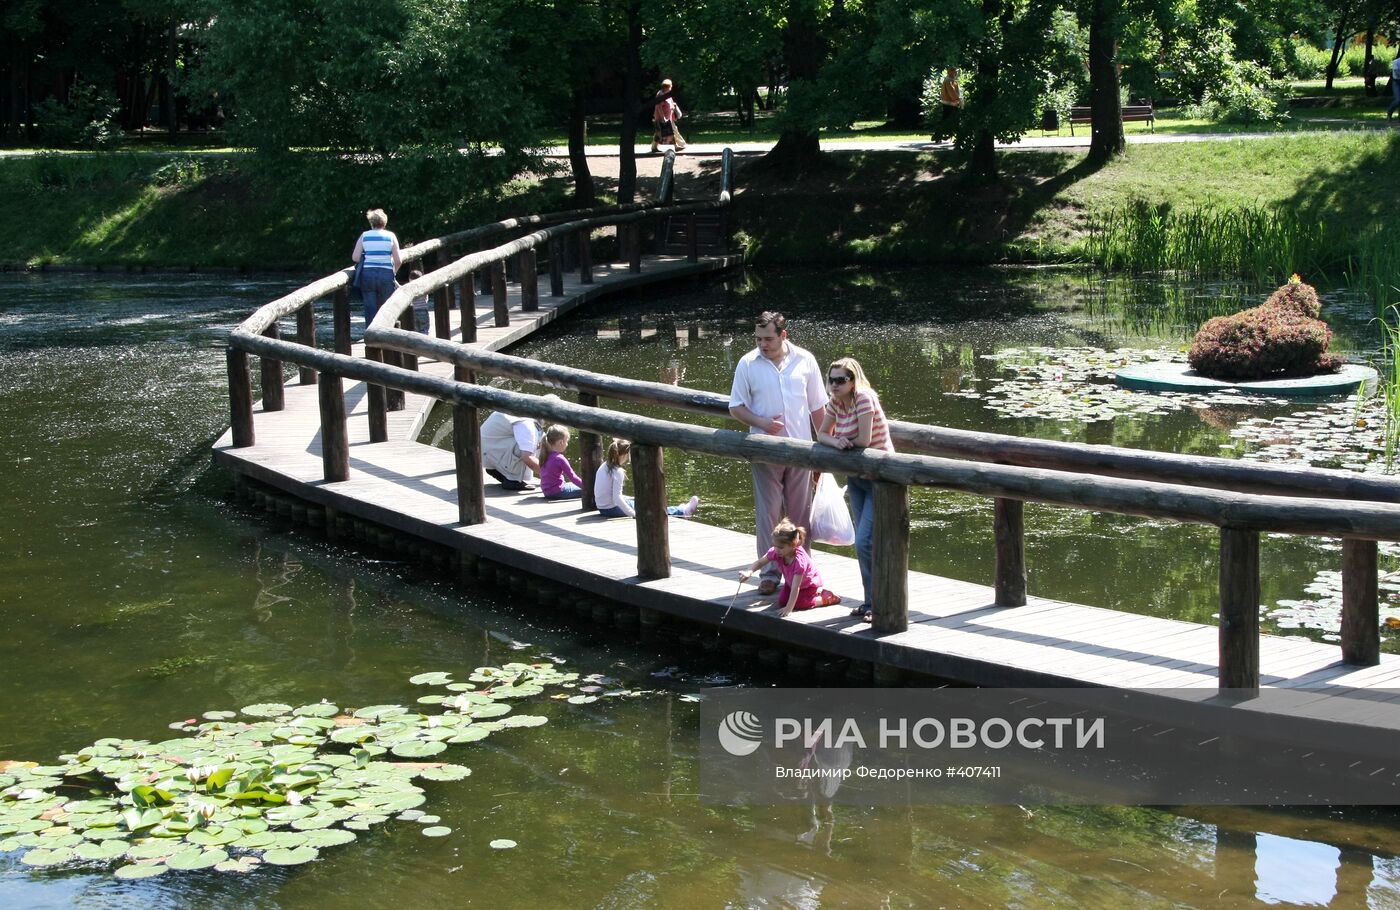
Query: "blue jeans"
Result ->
[[545, 483, 583, 500], [599, 497, 686, 518], [845, 476, 876, 607], [1390, 79, 1400, 118], [360, 268, 397, 326]]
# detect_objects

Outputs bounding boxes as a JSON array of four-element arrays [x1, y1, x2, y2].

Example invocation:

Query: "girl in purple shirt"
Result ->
[[538, 425, 585, 500], [740, 518, 842, 617]]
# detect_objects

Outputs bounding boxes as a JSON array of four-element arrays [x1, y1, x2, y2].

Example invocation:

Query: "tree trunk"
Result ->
[[1363, 19, 1379, 96], [967, 0, 1003, 182], [1326, 15, 1349, 90], [762, 0, 823, 171], [969, 129, 997, 181], [567, 87, 595, 207], [162, 23, 178, 133], [1086, 0, 1125, 163], [886, 78, 923, 129], [617, 2, 643, 204]]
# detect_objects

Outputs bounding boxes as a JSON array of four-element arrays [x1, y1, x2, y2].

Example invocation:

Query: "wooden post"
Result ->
[[871, 482, 910, 632], [578, 392, 602, 511], [454, 364, 485, 526], [457, 273, 477, 343], [1218, 527, 1261, 690], [616, 223, 626, 263], [549, 237, 565, 296], [687, 212, 699, 263], [318, 372, 349, 482], [396, 307, 418, 372], [433, 285, 451, 340], [1342, 538, 1380, 666], [994, 498, 1027, 606], [579, 229, 593, 284], [296, 302, 317, 385], [629, 221, 643, 273], [492, 260, 510, 327], [385, 346, 405, 411], [333, 288, 352, 355], [872, 481, 910, 632], [633, 443, 671, 579], [365, 347, 388, 443], [227, 347, 254, 448], [260, 323, 285, 411], [519, 248, 539, 312]]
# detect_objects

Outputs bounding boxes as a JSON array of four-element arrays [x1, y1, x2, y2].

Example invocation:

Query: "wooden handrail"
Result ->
[[367, 335, 1400, 506]]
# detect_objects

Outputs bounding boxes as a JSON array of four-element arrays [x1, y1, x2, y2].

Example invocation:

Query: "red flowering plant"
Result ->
[[1188, 275, 1341, 381]]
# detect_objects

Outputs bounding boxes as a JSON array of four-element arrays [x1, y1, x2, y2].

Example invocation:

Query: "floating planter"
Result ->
[[0, 663, 577, 880]]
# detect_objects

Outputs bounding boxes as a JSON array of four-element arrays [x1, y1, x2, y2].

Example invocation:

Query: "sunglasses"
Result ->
[[827, 375, 851, 385]]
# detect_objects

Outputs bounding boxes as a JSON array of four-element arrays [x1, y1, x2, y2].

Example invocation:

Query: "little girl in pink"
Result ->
[[740, 518, 841, 617], [538, 425, 585, 500]]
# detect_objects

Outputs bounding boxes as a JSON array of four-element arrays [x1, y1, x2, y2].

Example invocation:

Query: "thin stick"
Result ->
[[717, 575, 748, 637]]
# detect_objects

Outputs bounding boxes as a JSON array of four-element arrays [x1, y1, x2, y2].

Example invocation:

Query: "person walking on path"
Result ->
[[351, 208, 402, 326], [651, 78, 686, 153], [815, 357, 893, 623], [1389, 55, 1400, 120], [728, 311, 828, 595], [933, 67, 963, 141]]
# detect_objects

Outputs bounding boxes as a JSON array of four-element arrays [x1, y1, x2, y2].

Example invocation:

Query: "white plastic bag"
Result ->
[[808, 473, 856, 547]]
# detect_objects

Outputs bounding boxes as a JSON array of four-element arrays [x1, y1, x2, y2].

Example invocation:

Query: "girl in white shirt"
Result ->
[[595, 439, 699, 519]]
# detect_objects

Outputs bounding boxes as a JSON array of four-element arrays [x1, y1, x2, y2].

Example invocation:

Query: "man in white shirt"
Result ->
[[729, 311, 829, 594], [481, 410, 542, 491]]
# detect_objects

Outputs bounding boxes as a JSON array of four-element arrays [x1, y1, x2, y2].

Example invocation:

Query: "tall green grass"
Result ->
[[1082, 199, 1338, 283]]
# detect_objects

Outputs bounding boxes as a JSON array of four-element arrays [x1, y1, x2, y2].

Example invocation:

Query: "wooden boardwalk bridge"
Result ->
[[216, 151, 1400, 704]]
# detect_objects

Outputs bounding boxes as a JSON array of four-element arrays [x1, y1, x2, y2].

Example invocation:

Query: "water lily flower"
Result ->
[[286, 790, 304, 805], [197, 802, 217, 820], [186, 767, 202, 783]]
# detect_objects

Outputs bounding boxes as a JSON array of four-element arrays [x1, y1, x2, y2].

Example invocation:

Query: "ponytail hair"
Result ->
[[772, 517, 806, 548], [538, 424, 570, 465], [606, 438, 632, 468]]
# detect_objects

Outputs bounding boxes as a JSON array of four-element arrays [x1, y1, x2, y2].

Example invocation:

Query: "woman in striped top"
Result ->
[[351, 208, 403, 327], [816, 357, 892, 623]]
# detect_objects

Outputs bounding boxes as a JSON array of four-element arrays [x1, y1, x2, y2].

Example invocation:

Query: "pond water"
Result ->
[[2, 271, 1400, 909]]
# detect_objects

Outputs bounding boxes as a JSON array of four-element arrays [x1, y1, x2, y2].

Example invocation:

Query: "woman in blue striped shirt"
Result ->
[[351, 208, 403, 326]]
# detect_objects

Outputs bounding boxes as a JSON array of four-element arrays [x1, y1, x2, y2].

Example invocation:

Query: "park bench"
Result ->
[[1068, 103, 1154, 135]]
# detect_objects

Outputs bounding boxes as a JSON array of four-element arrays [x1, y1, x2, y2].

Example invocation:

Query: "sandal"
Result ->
[[757, 578, 778, 596], [847, 605, 867, 619]]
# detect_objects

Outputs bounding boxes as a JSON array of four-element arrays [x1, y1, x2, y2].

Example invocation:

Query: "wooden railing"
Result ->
[[225, 156, 1400, 690]]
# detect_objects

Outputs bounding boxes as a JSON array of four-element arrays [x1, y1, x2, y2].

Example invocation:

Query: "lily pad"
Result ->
[[409, 672, 453, 686], [262, 846, 320, 866], [113, 862, 168, 879], [167, 847, 227, 871], [20, 846, 75, 866], [415, 765, 471, 782], [292, 703, 340, 718], [301, 828, 356, 848], [241, 703, 293, 718], [489, 838, 517, 849], [390, 741, 446, 759], [75, 839, 131, 861], [421, 826, 451, 837]]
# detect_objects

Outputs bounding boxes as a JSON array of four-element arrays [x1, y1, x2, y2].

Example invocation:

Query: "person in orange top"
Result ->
[[651, 78, 686, 153]]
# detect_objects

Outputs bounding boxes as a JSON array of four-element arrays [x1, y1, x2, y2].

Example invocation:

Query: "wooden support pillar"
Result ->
[[260, 323, 284, 411], [549, 237, 565, 296], [457, 273, 477, 343], [633, 443, 670, 579], [454, 364, 485, 526], [1218, 527, 1261, 690], [994, 497, 1027, 606], [519, 248, 539, 312], [629, 221, 643, 273], [872, 481, 909, 633], [396, 308, 418, 372], [385, 347, 405, 411], [433, 285, 451, 340], [579, 230, 593, 284], [492, 260, 510, 327], [578, 392, 602, 512], [296, 302, 317, 385], [1342, 538, 1380, 666], [687, 212, 699, 263], [616, 223, 626, 263], [318, 372, 349, 482], [227, 347, 254, 448], [333, 288, 352, 355], [365, 347, 388, 443]]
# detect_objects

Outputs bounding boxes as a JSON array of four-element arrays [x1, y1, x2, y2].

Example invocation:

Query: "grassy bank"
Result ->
[[3, 132, 1397, 277]]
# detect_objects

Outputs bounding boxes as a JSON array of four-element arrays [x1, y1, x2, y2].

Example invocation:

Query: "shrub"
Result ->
[[1182, 60, 1286, 124], [1283, 41, 1331, 80], [33, 83, 122, 150], [1188, 276, 1340, 380]]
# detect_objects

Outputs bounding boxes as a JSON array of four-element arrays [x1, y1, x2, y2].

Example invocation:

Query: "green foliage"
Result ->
[[1182, 60, 1287, 124], [33, 83, 123, 150]]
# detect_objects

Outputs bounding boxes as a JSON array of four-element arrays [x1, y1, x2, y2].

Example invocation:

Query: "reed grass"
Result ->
[[1082, 200, 1338, 283]]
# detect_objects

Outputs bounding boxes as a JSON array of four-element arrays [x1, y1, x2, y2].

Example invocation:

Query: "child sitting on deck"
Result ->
[[538, 425, 585, 500], [594, 439, 700, 519], [740, 518, 842, 618]]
